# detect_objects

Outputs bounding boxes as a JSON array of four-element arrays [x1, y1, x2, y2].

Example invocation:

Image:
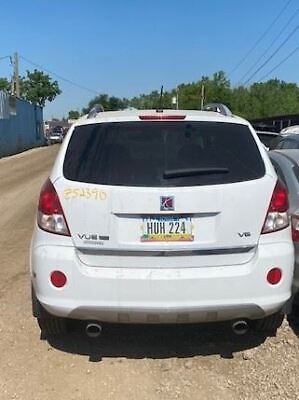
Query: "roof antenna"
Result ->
[[156, 85, 164, 113]]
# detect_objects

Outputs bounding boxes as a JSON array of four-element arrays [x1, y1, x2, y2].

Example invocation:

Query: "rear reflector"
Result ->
[[50, 271, 67, 288], [291, 215, 299, 242], [262, 180, 289, 234], [37, 179, 70, 236], [139, 115, 186, 120], [267, 268, 282, 285]]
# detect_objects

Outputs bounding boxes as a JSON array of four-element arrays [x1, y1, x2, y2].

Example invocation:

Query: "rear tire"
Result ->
[[31, 286, 67, 337], [252, 311, 284, 334]]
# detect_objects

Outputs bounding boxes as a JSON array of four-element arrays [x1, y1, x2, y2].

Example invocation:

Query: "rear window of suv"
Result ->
[[63, 121, 265, 187]]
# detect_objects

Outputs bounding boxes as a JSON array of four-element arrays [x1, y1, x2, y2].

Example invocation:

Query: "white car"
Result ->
[[47, 126, 63, 145], [31, 106, 294, 337], [281, 125, 299, 136]]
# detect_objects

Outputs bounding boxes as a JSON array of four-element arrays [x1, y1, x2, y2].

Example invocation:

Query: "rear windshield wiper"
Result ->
[[163, 167, 229, 179]]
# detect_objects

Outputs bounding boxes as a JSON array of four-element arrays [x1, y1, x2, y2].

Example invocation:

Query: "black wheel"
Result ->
[[252, 311, 284, 334], [31, 285, 67, 337]]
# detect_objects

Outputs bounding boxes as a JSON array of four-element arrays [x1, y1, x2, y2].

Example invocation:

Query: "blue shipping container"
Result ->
[[0, 91, 44, 158]]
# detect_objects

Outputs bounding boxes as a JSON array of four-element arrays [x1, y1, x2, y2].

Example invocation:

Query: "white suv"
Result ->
[[31, 107, 294, 337]]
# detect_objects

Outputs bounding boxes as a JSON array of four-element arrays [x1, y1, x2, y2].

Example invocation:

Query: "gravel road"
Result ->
[[0, 145, 298, 400]]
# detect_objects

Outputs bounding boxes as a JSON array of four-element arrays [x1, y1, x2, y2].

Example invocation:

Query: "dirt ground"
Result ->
[[0, 145, 298, 400]]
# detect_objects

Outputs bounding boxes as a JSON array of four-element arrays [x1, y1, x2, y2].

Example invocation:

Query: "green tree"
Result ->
[[0, 77, 10, 91], [205, 71, 232, 106], [128, 71, 232, 111], [130, 89, 173, 109], [177, 81, 202, 109], [68, 110, 80, 119], [21, 69, 61, 107], [231, 86, 250, 118], [82, 94, 129, 114], [108, 96, 128, 110], [247, 79, 299, 119], [82, 72, 299, 120]]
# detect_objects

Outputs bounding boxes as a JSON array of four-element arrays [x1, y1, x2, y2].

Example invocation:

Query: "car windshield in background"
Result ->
[[53, 126, 63, 133], [63, 121, 265, 187], [256, 132, 280, 149]]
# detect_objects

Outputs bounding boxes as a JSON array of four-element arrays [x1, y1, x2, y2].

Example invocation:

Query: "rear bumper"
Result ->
[[31, 241, 294, 324], [48, 137, 62, 143]]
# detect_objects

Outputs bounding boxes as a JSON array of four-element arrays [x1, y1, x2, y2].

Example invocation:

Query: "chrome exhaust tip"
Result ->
[[232, 320, 249, 335], [85, 323, 102, 338]]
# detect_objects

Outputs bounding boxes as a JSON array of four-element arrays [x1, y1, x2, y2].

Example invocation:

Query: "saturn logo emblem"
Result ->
[[160, 196, 174, 211]]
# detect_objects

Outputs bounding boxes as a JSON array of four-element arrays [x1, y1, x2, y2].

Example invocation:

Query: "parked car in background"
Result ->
[[281, 125, 299, 136], [256, 130, 282, 150], [269, 149, 299, 292], [273, 134, 299, 150], [31, 105, 294, 338], [47, 126, 64, 145]]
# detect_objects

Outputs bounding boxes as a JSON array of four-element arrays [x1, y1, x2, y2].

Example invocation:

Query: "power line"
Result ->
[[242, 24, 299, 86], [258, 45, 299, 81], [20, 55, 99, 95], [0, 55, 11, 62], [228, 0, 293, 77], [238, 6, 299, 84]]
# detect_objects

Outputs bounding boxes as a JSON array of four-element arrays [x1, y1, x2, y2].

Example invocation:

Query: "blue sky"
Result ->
[[0, 0, 298, 119]]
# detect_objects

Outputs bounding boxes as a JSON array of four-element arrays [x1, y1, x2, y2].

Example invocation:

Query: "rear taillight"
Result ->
[[261, 180, 289, 234], [37, 179, 70, 236], [291, 215, 299, 242]]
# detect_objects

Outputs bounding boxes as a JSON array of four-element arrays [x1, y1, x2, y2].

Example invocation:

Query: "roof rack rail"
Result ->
[[87, 104, 105, 119], [203, 103, 233, 117]]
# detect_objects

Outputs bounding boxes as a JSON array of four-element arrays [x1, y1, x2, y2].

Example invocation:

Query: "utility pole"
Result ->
[[11, 52, 20, 97], [200, 84, 205, 110], [171, 88, 179, 110]]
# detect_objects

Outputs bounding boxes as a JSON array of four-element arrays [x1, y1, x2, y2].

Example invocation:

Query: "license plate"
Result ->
[[141, 216, 193, 242]]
